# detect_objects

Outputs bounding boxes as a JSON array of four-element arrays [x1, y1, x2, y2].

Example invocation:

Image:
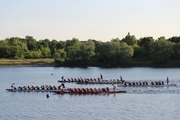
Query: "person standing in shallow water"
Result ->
[[167, 77, 169, 85]]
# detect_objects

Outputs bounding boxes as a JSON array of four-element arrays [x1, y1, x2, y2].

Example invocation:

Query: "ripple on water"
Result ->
[[1, 67, 180, 120]]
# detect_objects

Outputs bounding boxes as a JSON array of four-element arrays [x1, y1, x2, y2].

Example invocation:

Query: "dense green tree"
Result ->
[[96, 42, 114, 64], [137, 37, 154, 59], [56, 41, 66, 49], [138, 37, 154, 51], [122, 32, 137, 46], [132, 44, 145, 59], [25, 36, 38, 51], [41, 47, 51, 58], [150, 39, 174, 64], [168, 36, 180, 43], [172, 43, 180, 60], [31, 50, 42, 58], [80, 41, 95, 63], [96, 41, 133, 65], [0, 46, 9, 58], [49, 39, 58, 56], [111, 37, 121, 42], [24, 51, 33, 58], [54, 49, 67, 62], [10, 46, 24, 58], [0, 41, 9, 58], [42, 39, 51, 48], [3, 37, 29, 58], [116, 42, 134, 64], [92, 40, 103, 56], [65, 38, 81, 64], [1, 35, 180, 66]]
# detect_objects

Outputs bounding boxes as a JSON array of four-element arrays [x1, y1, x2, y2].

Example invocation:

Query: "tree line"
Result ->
[[0, 33, 180, 66]]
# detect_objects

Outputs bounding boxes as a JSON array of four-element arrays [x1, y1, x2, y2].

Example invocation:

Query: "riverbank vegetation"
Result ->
[[0, 33, 180, 67], [0, 59, 54, 66]]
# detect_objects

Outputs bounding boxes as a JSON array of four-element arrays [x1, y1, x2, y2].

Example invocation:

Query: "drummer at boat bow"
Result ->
[[11, 83, 15, 89]]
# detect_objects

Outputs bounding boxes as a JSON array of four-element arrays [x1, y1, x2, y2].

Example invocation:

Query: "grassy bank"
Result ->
[[0, 58, 54, 66]]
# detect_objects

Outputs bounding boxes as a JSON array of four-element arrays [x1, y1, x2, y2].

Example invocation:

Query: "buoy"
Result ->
[[46, 94, 49, 98]]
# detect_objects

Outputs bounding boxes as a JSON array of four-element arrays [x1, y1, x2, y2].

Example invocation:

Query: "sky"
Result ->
[[0, 0, 180, 41]]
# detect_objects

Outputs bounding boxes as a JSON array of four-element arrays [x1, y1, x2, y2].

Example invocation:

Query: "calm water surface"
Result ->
[[0, 67, 180, 120]]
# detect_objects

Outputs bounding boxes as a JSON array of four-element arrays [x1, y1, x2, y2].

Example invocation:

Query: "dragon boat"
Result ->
[[58, 75, 124, 84], [6, 88, 58, 92], [6, 85, 126, 94], [76, 80, 124, 84], [52, 87, 126, 94], [58, 78, 124, 84], [117, 83, 177, 87]]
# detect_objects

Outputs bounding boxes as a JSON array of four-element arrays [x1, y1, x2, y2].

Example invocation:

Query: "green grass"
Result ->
[[0, 58, 54, 66]]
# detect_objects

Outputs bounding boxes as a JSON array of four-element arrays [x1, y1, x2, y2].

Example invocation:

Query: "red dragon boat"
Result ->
[[52, 87, 126, 94]]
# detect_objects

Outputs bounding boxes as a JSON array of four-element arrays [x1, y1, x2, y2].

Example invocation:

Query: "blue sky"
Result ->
[[0, 0, 180, 41]]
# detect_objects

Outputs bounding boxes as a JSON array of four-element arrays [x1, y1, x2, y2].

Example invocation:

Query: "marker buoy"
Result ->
[[46, 94, 49, 98]]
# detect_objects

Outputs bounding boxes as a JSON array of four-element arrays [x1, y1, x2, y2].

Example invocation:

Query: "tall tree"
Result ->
[[54, 49, 67, 62], [80, 41, 95, 63], [65, 38, 81, 63], [96, 41, 133, 65], [137, 37, 154, 59], [172, 43, 180, 61], [49, 39, 58, 56], [122, 32, 137, 46], [168, 36, 180, 43], [150, 39, 174, 64], [25, 36, 37, 51]]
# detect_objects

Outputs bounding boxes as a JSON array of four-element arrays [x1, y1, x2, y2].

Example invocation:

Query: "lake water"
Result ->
[[0, 67, 180, 120]]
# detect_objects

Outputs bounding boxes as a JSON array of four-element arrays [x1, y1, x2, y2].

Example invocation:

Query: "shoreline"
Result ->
[[1, 63, 180, 68], [0, 58, 180, 68]]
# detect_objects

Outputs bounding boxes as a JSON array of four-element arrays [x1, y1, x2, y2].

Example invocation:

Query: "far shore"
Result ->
[[0, 58, 55, 68], [1, 63, 180, 68], [0, 64, 54, 68], [0, 58, 180, 68]]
